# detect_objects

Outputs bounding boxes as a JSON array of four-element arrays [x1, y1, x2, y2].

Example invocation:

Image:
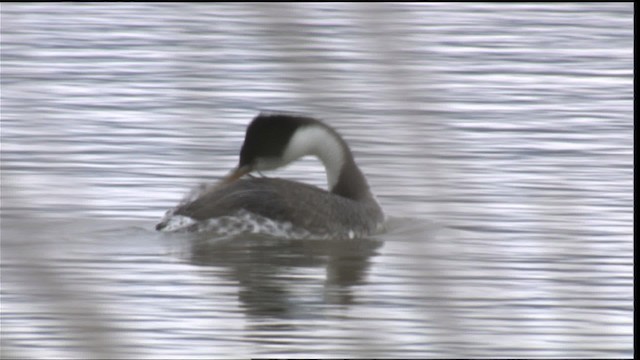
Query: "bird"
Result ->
[[156, 113, 385, 238]]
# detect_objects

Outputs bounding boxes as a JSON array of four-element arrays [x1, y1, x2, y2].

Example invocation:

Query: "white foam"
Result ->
[[157, 213, 197, 232], [158, 209, 319, 239]]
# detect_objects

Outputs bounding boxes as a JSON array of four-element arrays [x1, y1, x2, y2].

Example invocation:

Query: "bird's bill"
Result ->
[[219, 165, 252, 186]]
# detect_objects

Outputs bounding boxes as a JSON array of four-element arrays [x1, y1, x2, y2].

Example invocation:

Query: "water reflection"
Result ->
[[187, 235, 383, 316]]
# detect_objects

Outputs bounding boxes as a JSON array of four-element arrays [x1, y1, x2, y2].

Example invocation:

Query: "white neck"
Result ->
[[282, 125, 346, 190]]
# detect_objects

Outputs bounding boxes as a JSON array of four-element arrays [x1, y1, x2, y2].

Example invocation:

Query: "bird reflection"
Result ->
[[186, 235, 383, 318]]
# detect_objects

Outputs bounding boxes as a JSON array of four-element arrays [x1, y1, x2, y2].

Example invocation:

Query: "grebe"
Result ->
[[156, 113, 385, 238]]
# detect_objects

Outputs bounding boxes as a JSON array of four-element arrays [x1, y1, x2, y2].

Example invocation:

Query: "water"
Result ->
[[0, 3, 633, 358]]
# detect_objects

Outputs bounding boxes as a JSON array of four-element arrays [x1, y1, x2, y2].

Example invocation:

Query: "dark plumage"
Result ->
[[157, 177, 383, 237]]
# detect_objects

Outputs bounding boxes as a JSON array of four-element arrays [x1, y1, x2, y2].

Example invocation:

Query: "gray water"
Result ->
[[0, 3, 634, 358]]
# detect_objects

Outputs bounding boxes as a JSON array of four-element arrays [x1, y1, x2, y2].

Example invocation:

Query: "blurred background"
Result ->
[[1, 3, 633, 359]]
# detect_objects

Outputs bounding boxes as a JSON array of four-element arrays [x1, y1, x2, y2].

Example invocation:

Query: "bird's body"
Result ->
[[156, 113, 385, 238]]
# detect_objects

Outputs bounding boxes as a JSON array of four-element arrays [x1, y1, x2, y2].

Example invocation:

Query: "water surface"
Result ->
[[1, 3, 633, 358]]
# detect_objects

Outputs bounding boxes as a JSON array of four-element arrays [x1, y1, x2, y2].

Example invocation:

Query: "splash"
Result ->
[[157, 209, 317, 239]]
